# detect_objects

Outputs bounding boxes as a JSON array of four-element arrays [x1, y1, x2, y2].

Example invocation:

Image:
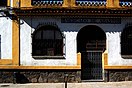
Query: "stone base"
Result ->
[[0, 69, 132, 83], [107, 70, 132, 82], [0, 70, 81, 83]]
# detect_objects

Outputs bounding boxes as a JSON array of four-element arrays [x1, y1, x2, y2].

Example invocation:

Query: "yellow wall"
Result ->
[[106, 0, 119, 8], [12, 0, 120, 8], [12, 19, 19, 65]]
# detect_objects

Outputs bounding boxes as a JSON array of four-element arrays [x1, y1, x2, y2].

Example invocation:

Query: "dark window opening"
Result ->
[[121, 26, 132, 57], [0, 0, 7, 6], [32, 25, 64, 58], [77, 25, 106, 53]]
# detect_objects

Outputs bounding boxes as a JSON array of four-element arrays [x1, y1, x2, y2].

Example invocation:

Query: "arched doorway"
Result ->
[[77, 25, 106, 81]]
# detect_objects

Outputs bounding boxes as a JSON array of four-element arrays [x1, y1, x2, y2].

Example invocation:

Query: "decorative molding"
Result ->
[[36, 22, 58, 29], [61, 17, 121, 24], [0, 65, 131, 70], [0, 59, 12, 65], [14, 8, 132, 16], [104, 65, 132, 69], [0, 65, 81, 69]]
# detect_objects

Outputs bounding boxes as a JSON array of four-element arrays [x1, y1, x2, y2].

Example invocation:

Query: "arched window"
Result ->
[[121, 26, 132, 57], [32, 25, 64, 58]]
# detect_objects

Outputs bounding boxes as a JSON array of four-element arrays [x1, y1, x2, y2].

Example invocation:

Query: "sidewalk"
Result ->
[[0, 81, 132, 88]]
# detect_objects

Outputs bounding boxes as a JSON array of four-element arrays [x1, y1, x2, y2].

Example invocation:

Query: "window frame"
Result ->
[[32, 25, 65, 59], [121, 26, 132, 58]]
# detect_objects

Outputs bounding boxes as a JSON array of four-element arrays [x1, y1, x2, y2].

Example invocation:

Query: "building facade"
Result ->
[[0, 0, 132, 83]]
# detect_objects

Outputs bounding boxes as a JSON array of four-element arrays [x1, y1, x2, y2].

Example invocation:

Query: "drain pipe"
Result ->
[[64, 74, 68, 88], [13, 72, 17, 84]]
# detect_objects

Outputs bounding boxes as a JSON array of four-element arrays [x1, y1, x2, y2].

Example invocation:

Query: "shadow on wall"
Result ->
[[13, 72, 30, 84]]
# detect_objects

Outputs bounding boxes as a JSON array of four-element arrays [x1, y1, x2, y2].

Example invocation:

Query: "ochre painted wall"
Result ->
[[12, 0, 120, 8]]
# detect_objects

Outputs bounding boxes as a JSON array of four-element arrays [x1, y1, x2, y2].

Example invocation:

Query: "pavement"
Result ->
[[0, 81, 132, 88]]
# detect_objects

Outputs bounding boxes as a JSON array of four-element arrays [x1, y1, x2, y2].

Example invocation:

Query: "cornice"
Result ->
[[14, 7, 132, 17]]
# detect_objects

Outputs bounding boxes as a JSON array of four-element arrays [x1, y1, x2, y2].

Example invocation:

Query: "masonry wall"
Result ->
[[0, 16, 132, 83], [0, 14, 12, 59], [20, 16, 132, 66], [108, 70, 132, 82], [20, 16, 77, 66], [107, 17, 132, 66], [0, 70, 81, 83]]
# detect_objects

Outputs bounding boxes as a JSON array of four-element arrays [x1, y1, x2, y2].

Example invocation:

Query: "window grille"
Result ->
[[121, 26, 132, 56], [81, 51, 103, 80], [86, 40, 106, 51], [32, 25, 64, 58]]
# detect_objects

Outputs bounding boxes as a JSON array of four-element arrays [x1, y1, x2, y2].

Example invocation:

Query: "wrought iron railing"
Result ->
[[120, 0, 132, 7], [76, 0, 106, 6], [32, 0, 63, 6]]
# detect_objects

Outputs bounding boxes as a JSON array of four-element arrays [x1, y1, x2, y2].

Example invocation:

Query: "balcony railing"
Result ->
[[76, 0, 106, 6], [120, 0, 132, 7], [120, 2, 132, 7], [32, 0, 63, 6]]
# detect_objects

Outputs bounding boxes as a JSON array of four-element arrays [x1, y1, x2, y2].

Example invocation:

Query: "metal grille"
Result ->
[[32, 0, 63, 6], [120, 0, 132, 7], [86, 40, 106, 51], [32, 25, 63, 56], [81, 51, 103, 80], [33, 39, 63, 56]]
